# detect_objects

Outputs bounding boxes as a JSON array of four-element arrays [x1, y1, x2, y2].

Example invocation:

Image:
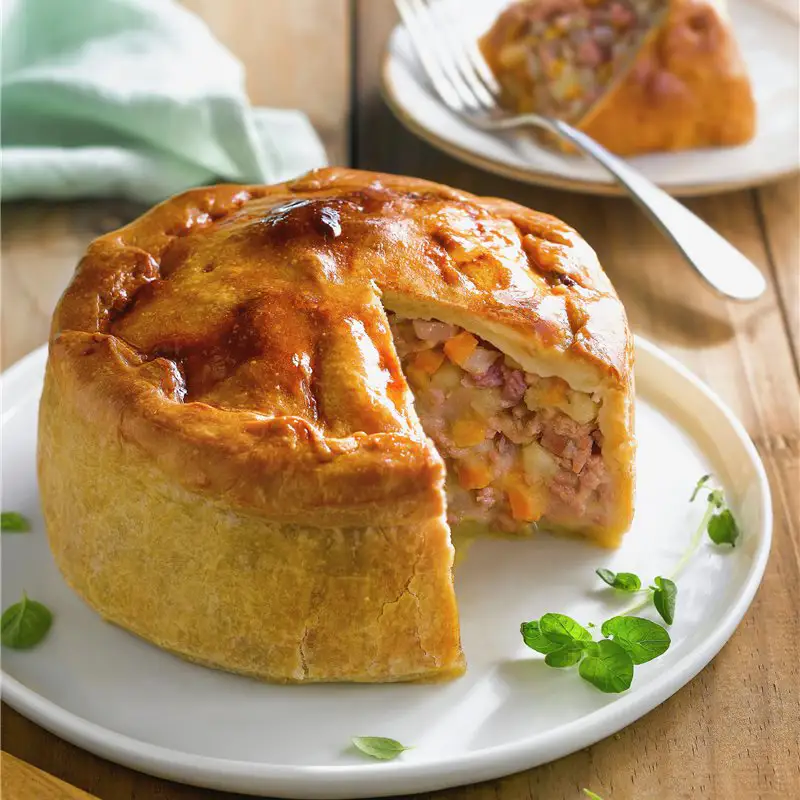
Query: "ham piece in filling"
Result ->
[[389, 314, 611, 534]]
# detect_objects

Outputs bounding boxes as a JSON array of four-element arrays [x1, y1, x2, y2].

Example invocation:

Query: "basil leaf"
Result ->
[[583, 791, 605, 800], [352, 736, 411, 760], [1, 592, 53, 649], [600, 616, 671, 664], [579, 639, 635, 693], [544, 640, 586, 668], [596, 568, 641, 593], [690, 474, 711, 502], [539, 613, 591, 645], [1, 512, 30, 533], [708, 488, 725, 509], [652, 577, 677, 625], [521, 621, 562, 654], [708, 509, 739, 547]]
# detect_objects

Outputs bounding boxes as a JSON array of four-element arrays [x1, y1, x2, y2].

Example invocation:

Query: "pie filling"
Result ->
[[389, 314, 611, 535], [482, 0, 668, 124]]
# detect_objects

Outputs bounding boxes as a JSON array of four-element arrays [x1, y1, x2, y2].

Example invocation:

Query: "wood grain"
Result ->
[[756, 176, 800, 371], [182, 0, 351, 164], [0, 200, 144, 367], [3, 0, 799, 798], [1, 752, 100, 800]]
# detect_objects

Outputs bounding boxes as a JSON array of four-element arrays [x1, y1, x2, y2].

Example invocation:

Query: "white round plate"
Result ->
[[1, 339, 771, 799], [382, 0, 799, 196]]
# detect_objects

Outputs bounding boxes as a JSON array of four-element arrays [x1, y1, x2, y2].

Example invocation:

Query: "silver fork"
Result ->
[[394, 0, 766, 301]]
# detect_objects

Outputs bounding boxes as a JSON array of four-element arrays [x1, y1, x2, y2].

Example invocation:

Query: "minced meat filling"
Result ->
[[389, 314, 610, 533]]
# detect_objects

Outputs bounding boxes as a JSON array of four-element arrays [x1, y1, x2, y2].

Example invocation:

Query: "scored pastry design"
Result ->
[[480, 0, 756, 155], [38, 168, 635, 683]]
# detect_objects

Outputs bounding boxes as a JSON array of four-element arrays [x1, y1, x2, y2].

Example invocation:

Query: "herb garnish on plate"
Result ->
[[520, 612, 671, 693], [1, 511, 30, 533], [352, 736, 413, 760], [1, 591, 53, 649]]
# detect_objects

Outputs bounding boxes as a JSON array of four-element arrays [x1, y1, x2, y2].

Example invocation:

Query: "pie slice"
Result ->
[[480, 0, 756, 155], [38, 168, 635, 683]]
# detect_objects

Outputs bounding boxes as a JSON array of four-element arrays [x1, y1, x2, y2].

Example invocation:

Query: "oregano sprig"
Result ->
[[651, 576, 677, 625], [692, 475, 739, 547], [520, 612, 670, 694], [598, 475, 737, 628], [595, 568, 677, 625], [601, 616, 671, 664], [690, 474, 711, 502], [595, 568, 641, 593]]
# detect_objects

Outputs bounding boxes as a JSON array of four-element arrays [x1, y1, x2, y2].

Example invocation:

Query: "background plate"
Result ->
[[382, 0, 799, 196], [1, 338, 771, 799]]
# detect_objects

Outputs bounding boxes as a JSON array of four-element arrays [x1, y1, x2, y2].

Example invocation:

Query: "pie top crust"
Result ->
[[50, 167, 633, 531]]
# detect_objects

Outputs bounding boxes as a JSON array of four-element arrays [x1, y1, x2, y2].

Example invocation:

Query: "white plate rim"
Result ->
[[380, 2, 800, 198], [0, 337, 773, 799]]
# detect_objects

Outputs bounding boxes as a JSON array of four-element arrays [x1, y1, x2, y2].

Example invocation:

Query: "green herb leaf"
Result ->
[[1, 592, 53, 649], [707, 488, 725, 509], [583, 791, 605, 800], [652, 576, 677, 625], [579, 639, 634, 693], [1, 512, 30, 533], [690, 474, 712, 502], [583, 640, 600, 657], [352, 736, 411, 761], [614, 573, 642, 592], [520, 620, 562, 654], [708, 509, 739, 547], [595, 567, 616, 586], [601, 616, 671, 664], [595, 568, 641, 593], [544, 640, 586, 668], [539, 613, 591, 645]]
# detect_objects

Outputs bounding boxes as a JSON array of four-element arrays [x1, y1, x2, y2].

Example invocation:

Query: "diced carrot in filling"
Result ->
[[413, 348, 446, 375], [457, 460, 494, 490], [443, 331, 478, 366], [388, 312, 611, 535], [506, 476, 545, 522], [452, 417, 487, 448]]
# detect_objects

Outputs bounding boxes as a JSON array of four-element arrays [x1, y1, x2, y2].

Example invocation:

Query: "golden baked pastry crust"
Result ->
[[39, 167, 635, 682], [481, 0, 756, 156]]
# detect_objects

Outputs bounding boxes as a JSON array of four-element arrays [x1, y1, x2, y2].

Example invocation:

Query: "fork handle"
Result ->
[[528, 117, 767, 301]]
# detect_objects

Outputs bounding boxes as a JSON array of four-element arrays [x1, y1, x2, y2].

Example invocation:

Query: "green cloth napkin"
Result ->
[[1, 0, 327, 203]]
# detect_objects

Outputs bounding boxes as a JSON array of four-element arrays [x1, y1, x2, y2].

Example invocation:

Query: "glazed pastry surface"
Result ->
[[39, 167, 635, 683]]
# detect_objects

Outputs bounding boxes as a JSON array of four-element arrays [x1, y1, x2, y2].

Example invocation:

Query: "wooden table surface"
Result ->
[[2, 1, 798, 798]]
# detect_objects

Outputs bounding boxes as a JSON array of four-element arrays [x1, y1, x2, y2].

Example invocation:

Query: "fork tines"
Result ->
[[394, 0, 502, 113]]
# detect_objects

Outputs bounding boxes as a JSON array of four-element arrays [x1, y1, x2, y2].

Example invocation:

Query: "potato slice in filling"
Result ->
[[389, 313, 611, 536]]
